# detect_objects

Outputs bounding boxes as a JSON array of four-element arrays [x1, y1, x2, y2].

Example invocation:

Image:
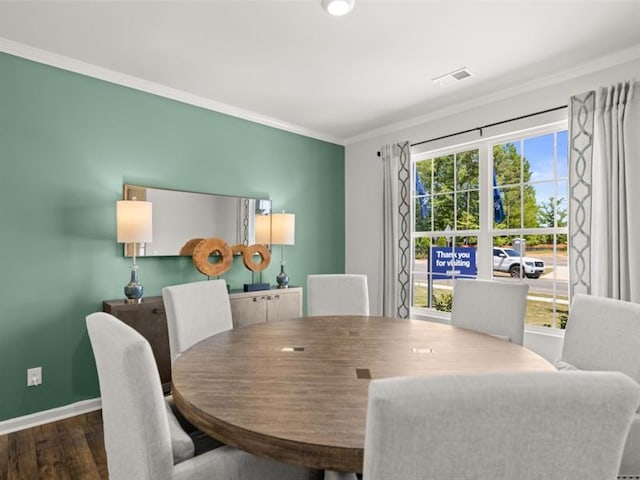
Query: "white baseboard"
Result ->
[[0, 398, 102, 435]]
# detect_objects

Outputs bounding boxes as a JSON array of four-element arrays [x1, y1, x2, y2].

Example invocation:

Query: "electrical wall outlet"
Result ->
[[27, 367, 42, 387]]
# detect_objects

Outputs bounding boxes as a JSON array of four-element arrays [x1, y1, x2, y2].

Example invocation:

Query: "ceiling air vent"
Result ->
[[432, 67, 473, 86]]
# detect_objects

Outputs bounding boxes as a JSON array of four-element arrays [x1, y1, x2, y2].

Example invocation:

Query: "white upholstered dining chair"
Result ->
[[86, 312, 321, 480], [555, 293, 640, 477], [307, 274, 369, 316], [450, 278, 528, 345], [162, 279, 233, 363], [362, 371, 640, 480]]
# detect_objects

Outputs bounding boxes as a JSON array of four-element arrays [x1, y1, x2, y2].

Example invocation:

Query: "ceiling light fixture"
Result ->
[[322, 0, 355, 16]]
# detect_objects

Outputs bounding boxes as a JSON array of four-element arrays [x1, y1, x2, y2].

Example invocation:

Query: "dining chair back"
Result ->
[[556, 293, 640, 476], [162, 279, 233, 363], [87, 312, 196, 480], [451, 278, 528, 345], [363, 371, 640, 480], [558, 293, 640, 380], [307, 274, 369, 316], [87, 312, 321, 480]]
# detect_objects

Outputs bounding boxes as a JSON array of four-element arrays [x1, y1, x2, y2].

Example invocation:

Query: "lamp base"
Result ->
[[276, 264, 289, 289], [124, 265, 144, 303]]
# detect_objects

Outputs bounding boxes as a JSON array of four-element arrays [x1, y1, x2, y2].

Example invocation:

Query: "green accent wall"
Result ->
[[0, 53, 345, 421]]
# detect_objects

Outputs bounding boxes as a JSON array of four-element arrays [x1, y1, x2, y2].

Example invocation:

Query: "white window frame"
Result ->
[[410, 120, 569, 332]]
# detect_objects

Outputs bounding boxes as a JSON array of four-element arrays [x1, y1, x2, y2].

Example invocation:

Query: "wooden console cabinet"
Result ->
[[102, 296, 171, 392], [103, 287, 302, 390]]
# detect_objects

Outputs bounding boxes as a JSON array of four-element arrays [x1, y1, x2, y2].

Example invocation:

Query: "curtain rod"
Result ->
[[376, 105, 567, 156]]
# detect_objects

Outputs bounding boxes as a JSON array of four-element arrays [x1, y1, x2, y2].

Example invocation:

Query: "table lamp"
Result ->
[[116, 200, 153, 303], [270, 212, 295, 288], [254, 213, 271, 246]]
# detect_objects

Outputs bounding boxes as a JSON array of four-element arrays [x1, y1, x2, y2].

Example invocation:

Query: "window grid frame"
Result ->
[[411, 121, 569, 330]]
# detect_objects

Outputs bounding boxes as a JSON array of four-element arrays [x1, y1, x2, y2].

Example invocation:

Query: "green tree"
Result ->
[[415, 144, 539, 244], [493, 144, 540, 238], [414, 237, 431, 259], [537, 197, 568, 244], [415, 150, 479, 234]]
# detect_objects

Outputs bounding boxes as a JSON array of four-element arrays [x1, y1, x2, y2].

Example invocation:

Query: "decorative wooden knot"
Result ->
[[192, 237, 233, 276], [232, 244, 271, 272]]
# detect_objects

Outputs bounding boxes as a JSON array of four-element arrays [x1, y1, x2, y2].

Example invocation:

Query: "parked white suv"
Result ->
[[493, 247, 545, 279]]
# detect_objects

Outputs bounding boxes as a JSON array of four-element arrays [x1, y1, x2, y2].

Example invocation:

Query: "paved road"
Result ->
[[494, 270, 568, 297], [413, 252, 569, 298], [525, 252, 568, 297]]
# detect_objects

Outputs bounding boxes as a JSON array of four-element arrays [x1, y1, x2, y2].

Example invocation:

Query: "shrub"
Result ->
[[558, 313, 568, 329], [433, 292, 453, 312]]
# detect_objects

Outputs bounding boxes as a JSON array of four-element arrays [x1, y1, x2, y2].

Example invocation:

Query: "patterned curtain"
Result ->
[[381, 141, 411, 318], [569, 81, 640, 302], [568, 91, 595, 298]]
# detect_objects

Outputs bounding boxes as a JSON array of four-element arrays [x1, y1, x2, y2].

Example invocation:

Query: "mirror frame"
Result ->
[[122, 184, 271, 257]]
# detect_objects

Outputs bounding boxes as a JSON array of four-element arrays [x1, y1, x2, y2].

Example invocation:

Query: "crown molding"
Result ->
[[0, 38, 345, 146], [3, 37, 638, 149], [345, 44, 640, 146]]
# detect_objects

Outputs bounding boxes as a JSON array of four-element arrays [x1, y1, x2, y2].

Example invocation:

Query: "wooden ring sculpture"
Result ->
[[179, 238, 204, 256], [192, 237, 233, 276], [239, 244, 271, 272]]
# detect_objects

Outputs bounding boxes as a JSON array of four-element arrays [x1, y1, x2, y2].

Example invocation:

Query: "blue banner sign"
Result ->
[[431, 247, 477, 279]]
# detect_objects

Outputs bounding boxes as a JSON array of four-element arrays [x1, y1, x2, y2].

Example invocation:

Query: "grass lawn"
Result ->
[[413, 284, 568, 329], [526, 294, 568, 328]]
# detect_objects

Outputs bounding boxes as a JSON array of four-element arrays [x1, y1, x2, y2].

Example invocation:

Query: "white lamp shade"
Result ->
[[271, 213, 295, 246], [117, 200, 153, 243], [255, 214, 272, 245]]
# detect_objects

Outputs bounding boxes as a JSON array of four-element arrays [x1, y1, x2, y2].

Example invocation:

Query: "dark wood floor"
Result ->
[[2, 410, 637, 480], [0, 410, 108, 480]]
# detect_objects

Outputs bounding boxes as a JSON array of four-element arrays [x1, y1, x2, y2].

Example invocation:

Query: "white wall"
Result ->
[[344, 55, 640, 360]]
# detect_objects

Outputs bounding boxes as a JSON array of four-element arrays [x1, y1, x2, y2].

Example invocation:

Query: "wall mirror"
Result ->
[[123, 184, 271, 257]]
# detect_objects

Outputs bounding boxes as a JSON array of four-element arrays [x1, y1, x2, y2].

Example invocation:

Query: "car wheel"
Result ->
[[509, 265, 522, 278]]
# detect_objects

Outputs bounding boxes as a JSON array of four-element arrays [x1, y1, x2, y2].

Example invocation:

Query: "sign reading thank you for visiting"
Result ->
[[431, 247, 477, 279]]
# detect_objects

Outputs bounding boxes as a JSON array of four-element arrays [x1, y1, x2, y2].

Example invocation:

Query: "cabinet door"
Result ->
[[267, 290, 302, 322], [230, 294, 269, 328]]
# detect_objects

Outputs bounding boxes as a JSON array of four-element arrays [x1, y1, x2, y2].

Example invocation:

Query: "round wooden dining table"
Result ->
[[171, 316, 554, 476]]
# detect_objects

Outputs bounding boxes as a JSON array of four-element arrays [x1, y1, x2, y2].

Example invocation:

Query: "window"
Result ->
[[413, 148, 480, 314], [411, 122, 569, 330]]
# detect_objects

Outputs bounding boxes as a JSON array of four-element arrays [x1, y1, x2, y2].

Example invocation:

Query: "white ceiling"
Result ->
[[1, 0, 639, 145]]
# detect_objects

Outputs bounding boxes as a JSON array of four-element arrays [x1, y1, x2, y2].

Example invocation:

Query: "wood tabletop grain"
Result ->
[[171, 316, 554, 473]]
